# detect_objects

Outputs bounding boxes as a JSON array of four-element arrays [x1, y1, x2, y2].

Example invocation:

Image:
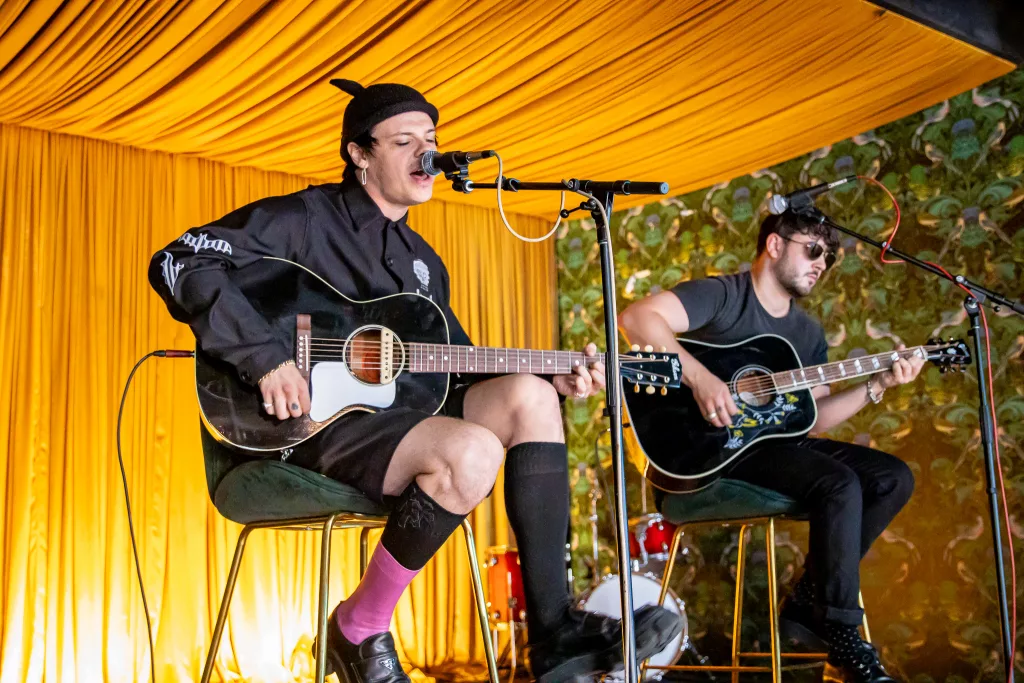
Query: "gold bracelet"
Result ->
[[258, 359, 295, 385]]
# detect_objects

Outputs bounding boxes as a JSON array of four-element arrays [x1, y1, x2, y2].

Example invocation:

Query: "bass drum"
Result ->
[[578, 573, 688, 680]]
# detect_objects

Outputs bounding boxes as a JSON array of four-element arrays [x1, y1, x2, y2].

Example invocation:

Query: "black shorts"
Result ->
[[279, 383, 472, 503]]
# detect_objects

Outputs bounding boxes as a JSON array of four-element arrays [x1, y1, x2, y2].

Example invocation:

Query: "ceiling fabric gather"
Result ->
[[0, 0, 1011, 215]]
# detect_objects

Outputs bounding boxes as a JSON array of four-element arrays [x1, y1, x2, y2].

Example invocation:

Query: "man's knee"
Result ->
[[505, 374, 561, 415], [816, 465, 862, 505], [878, 458, 915, 508], [438, 424, 504, 508]]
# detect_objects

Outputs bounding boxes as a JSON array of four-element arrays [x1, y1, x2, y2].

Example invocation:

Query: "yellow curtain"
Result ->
[[0, 0, 1012, 216], [0, 121, 556, 682]]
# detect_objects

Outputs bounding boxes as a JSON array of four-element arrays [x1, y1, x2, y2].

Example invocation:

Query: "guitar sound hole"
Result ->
[[346, 328, 382, 384], [733, 369, 774, 407]]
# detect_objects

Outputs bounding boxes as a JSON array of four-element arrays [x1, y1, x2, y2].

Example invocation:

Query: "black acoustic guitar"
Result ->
[[197, 257, 682, 452], [623, 333, 971, 493]]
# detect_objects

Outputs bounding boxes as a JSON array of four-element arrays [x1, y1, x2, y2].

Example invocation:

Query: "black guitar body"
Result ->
[[196, 258, 450, 452], [624, 334, 816, 493]]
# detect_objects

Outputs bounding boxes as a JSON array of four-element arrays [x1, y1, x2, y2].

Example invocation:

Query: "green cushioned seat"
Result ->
[[200, 426, 388, 525], [659, 479, 803, 525]]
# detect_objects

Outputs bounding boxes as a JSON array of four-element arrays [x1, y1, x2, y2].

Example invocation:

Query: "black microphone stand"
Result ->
[[801, 206, 1022, 681], [462, 169, 669, 683]]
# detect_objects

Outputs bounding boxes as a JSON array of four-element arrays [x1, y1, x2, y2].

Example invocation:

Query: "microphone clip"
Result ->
[[441, 161, 474, 194], [559, 199, 599, 219]]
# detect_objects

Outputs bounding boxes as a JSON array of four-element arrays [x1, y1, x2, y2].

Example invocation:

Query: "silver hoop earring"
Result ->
[[360, 167, 367, 186]]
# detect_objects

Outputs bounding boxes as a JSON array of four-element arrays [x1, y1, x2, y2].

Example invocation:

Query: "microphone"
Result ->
[[768, 175, 857, 215], [421, 150, 496, 177]]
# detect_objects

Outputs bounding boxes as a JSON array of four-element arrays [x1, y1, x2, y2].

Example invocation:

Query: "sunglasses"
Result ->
[[780, 236, 837, 269]]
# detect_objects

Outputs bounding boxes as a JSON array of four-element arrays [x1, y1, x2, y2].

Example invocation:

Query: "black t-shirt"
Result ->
[[670, 271, 828, 366]]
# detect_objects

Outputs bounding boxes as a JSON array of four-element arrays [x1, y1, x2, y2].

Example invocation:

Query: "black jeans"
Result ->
[[727, 437, 915, 625]]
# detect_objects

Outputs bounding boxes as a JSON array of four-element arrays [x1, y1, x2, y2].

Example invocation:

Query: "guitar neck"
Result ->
[[407, 344, 594, 375], [770, 345, 932, 392]]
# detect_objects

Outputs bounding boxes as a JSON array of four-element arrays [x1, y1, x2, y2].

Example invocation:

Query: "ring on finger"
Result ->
[[708, 410, 718, 419], [263, 402, 274, 411]]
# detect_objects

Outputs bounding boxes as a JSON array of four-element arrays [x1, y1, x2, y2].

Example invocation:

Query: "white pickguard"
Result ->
[[309, 362, 396, 422]]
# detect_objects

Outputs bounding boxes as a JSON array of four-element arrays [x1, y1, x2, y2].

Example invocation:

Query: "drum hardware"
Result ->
[[483, 546, 526, 682], [578, 572, 689, 681]]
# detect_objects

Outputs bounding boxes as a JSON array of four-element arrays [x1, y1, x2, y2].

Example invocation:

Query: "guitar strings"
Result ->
[[723, 346, 946, 399], [304, 353, 674, 382], [307, 338, 654, 360], [305, 343, 664, 366], [305, 349, 657, 364]]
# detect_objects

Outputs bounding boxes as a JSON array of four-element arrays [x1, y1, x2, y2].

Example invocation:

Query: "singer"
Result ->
[[147, 78, 680, 683], [618, 210, 925, 683]]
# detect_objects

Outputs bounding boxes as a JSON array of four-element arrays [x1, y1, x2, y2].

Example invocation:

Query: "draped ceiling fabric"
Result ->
[[0, 1, 1015, 682], [0, 0, 1013, 217]]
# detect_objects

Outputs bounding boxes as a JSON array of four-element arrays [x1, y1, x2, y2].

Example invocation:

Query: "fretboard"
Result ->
[[407, 344, 592, 375], [770, 346, 931, 392]]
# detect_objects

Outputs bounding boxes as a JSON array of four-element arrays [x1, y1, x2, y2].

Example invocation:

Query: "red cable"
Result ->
[[857, 175, 904, 265], [861, 176, 1017, 678]]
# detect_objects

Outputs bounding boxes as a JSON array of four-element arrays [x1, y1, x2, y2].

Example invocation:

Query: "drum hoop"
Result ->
[[578, 572, 685, 612]]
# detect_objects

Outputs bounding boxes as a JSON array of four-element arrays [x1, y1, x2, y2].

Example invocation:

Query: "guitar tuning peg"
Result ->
[[631, 344, 640, 352], [644, 345, 654, 352], [634, 383, 640, 393], [660, 387, 667, 396], [645, 385, 655, 394], [660, 346, 667, 352]]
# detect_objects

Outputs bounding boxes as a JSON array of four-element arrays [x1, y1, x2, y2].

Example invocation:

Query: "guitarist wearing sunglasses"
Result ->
[[149, 79, 680, 683], [619, 210, 925, 683]]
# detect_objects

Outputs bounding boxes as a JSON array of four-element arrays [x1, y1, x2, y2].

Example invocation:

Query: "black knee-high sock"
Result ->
[[381, 480, 468, 570], [504, 442, 572, 642]]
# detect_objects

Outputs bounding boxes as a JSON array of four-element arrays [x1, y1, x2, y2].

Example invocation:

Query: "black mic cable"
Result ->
[[116, 349, 195, 683]]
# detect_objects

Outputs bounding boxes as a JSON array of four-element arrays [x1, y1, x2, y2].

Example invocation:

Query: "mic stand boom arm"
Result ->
[[803, 207, 1024, 315]]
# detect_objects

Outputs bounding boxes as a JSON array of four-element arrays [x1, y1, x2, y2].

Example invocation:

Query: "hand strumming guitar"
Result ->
[[259, 361, 311, 420], [689, 364, 740, 428]]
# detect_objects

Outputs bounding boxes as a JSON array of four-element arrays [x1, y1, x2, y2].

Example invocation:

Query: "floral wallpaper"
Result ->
[[557, 67, 1024, 681]]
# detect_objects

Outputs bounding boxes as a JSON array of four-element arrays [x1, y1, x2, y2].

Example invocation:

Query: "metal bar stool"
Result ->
[[198, 430, 499, 683], [641, 479, 870, 682]]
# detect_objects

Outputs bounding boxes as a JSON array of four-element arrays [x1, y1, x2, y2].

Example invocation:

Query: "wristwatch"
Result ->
[[867, 379, 885, 404]]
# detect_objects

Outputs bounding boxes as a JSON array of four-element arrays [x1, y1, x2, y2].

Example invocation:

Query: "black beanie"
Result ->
[[331, 78, 439, 142]]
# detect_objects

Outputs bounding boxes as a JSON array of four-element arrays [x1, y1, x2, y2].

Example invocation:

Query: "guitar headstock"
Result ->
[[926, 337, 972, 373], [621, 345, 683, 395]]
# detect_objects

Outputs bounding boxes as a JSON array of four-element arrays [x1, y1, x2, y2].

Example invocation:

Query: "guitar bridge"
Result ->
[[380, 328, 394, 383], [296, 314, 311, 381]]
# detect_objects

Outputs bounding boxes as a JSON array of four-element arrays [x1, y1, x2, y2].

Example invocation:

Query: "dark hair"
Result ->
[[756, 210, 840, 256], [340, 129, 377, 182]]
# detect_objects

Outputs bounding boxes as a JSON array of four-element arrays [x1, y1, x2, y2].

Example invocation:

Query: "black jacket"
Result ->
[[148, 180, 473, 385]]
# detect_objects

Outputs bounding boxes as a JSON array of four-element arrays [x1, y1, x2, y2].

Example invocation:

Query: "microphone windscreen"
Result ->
[[421, 151, 442, 176], [767, 194, 788, 215]]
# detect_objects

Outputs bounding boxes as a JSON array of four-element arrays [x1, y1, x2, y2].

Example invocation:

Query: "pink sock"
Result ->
[[336, 544, 420, 644]]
